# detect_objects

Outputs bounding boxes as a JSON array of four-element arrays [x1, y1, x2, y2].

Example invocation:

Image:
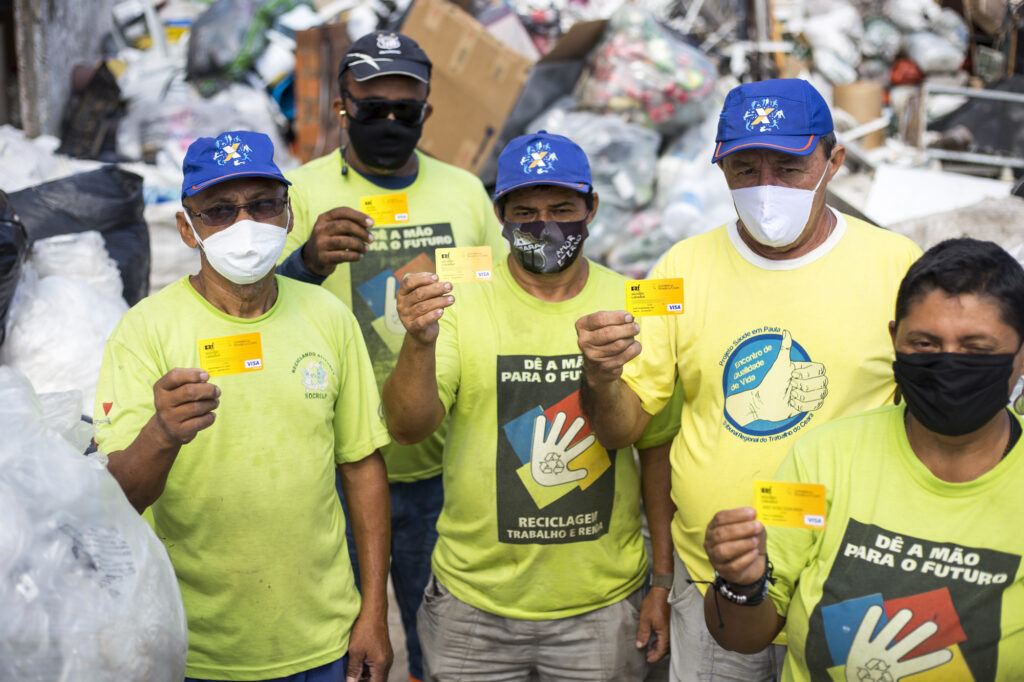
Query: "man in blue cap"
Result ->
[[575, 79, 923, 680], [276, 31, 504, 682], [380, 131, 678, 680], [94, 130, 393, 682]]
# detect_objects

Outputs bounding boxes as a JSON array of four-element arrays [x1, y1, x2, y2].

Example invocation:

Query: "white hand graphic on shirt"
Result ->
[[530, 412, 592, 487], [384, 275, 405, 335], [725, 330, 827, 426], [844, 605, 953, 681]]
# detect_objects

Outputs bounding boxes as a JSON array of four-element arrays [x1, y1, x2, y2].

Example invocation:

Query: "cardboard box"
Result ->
[[402, 0, 606, 175]]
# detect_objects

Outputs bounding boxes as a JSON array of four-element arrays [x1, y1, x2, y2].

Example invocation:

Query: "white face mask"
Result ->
[[186, 208, 289, 285], [730, 159, 831, 248]]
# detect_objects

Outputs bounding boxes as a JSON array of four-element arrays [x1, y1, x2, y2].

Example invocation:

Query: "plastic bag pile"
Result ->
[[1, 231, 129, 419], [0, 366, 187, 680]]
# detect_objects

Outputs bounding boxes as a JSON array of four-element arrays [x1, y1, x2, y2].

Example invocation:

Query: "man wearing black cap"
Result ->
[[276, 30, 504, 682], [576, 79, 923, 680], [94, 131, 392, 682]]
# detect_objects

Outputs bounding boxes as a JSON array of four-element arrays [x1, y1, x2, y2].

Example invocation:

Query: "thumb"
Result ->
[[778, 329, 792, 359], [636, 614, 651, 649]]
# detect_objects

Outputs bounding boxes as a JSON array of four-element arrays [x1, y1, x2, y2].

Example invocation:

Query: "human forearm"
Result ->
[[105, 415, 183, 513], [579, 374, 649, 449], [638, 443, 675, 575], [338, 452, 391, 618], [382, 335, 445, 444], [704, 590, 785, 653]]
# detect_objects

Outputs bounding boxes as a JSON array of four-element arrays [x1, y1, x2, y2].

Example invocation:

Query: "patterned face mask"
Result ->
[[501, 217, 588, 274]]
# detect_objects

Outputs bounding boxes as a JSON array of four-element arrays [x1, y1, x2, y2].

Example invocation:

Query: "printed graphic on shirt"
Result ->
[[496, 354, 615, 545], [805, 519, 1020, 681], [350, 222, 455, 380], [290, 351, 336, 399], [720, 328, 828, 442]]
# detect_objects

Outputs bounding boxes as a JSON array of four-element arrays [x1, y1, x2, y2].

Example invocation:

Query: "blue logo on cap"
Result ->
[[213, 133, 253, 167], [743, 98, 786, 133], [520, 141, 558, 175]]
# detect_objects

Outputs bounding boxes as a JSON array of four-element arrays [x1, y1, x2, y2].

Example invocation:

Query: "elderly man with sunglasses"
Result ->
[[94, 131, 393, 682], [276, 30, 505, 682]]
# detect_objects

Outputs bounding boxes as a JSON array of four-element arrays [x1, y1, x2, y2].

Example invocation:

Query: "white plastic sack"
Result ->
[[0, 367, 187, 680], [904, 31, 966, 75], [1, 262, 128, 419], [30, 231, 124, 298]]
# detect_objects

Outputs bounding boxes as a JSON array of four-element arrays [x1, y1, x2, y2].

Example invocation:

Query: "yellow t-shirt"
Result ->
[[769, 405, 1024, 681], [431, 257, 649, 619], [621, 212, 922, 590], [93, 276, 391, 680], [282, 150, 506, 482]]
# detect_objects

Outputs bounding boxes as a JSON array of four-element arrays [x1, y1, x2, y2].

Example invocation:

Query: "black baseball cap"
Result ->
[[340, 31, 432, 84]]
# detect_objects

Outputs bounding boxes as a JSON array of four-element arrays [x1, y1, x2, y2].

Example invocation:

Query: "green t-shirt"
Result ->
[[431, 257, 649, 619], [282, 150, 506, 482], [94, 276, 391, 680], [769, 405, 1024, 681]]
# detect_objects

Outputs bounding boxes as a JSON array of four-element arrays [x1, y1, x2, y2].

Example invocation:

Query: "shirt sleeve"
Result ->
[[435, 299, 461, 413], [767, 441, 828, 618], [634, 380, 684, 449], [275, 246, 326, 285], [93, 325, 163, 455], [332, 306, 391, 464]]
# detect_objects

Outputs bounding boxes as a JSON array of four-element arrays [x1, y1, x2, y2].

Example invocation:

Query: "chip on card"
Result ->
[[359, 192, 410, 225], [198, 332, 264, 378], [754, 480, 826, 529], [435, 246, 493, 283], [625, 278, 684, 317]]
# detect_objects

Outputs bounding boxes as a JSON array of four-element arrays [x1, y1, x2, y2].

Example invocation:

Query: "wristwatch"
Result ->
[[650, 572, 674, 590]]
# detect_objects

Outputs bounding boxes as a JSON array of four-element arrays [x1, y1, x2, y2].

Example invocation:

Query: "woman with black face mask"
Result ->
[[699, 237, 1024, 680]]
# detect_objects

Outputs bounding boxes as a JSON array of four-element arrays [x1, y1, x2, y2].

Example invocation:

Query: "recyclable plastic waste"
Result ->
[[0, 366, 188, 681], [0, 189, 26, 348], [0, 233, 129, 419], [527, 98, 661, 259], [9, 166, 150, 306], [575, 5, 716, 136]]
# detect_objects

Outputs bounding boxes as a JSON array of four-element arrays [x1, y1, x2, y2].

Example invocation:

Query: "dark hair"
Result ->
[[819, 131, 837, 160], [495, 189, 595, 219], [894, 238, 1024, 342]]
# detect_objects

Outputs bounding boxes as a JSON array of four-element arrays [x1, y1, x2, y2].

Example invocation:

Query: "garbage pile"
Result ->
[[1, 0, 1023, 409], [0, 366, 187, 681]]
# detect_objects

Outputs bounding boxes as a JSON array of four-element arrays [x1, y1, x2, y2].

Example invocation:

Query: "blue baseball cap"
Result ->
[[494, 131, 592, 200], [181, 130, 290, 198], [712, 79, 833, 163]]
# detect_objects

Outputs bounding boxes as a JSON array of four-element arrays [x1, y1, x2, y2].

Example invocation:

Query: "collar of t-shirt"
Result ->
[[344, 152, 418, 190]]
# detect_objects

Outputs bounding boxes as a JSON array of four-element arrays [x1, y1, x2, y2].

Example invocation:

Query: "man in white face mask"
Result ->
[[93, 130, 394, 682], [575, 79, 924, 681]]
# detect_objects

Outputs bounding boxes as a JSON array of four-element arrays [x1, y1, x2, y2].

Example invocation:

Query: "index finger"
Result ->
[[320, 205, 374, 227], [398, 271, 441, 294], [156, 368, 210, 391], [708, 506, 758, 529], [575, 310, 634, 332]]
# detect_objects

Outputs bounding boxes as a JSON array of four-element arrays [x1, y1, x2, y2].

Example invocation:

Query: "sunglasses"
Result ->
[[188, 197, 288, 228], [341, 91, 428, 125]]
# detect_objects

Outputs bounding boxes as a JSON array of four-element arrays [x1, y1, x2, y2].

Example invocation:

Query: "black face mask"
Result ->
[[893, 352, 1016, 436], [501, 218, 588, 274], [346, 117, 422, 171]]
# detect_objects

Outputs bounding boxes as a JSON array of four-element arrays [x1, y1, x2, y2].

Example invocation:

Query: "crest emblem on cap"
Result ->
[[376, 33, 401, 51], [212, 133, 252, 167], [521, 141, 558, 176], [743, 98, 785, 133]]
